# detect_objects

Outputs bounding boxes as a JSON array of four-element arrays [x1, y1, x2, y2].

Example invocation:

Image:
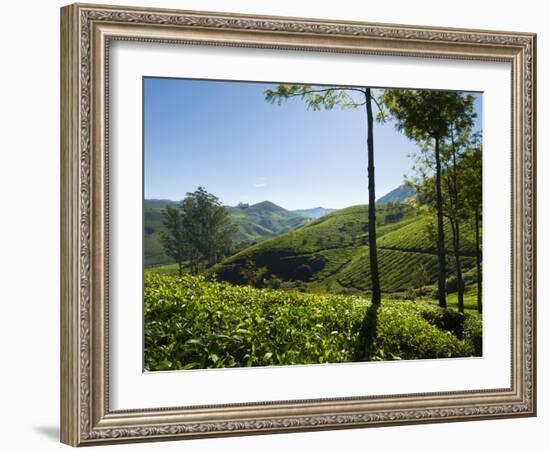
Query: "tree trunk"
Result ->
[[365, 88, 381, 306], [178, 262, 183, 277], [449, 132, 463, 312], [190, 254, 199, 275], [434, 137, 447, 308], [475, 207, 482, 313], [208, 253, 215, 267], [451, 219, 464, 312]]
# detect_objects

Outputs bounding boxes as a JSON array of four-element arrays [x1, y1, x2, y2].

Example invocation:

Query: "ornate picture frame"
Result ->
[[60, 3, 536, 446]]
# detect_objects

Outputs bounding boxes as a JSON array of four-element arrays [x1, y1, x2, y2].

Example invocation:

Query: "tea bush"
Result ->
[[144, 272, 479, 371]]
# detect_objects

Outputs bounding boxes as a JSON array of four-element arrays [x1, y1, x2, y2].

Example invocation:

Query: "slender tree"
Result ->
[[159, 206, 188, 276], [439, 124, 474, 312], [379, 90, 476, 308], [462, 141, 483, 313], [442, 131, 482, 313], [265, 84, 382, 305], [405, 126, 479, 313]]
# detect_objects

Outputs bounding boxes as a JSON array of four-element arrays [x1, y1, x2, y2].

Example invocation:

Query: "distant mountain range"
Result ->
[[377, 184, 415, 204], [144, 182, 480, 296], [144, 199, 312, 267], [225, 201, 310, 243], [290, 207, 335, 219], [144, 186, 413, 267]]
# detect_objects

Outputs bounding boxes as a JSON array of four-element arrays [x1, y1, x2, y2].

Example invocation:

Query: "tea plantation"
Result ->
[[144, 272, 481, 371]]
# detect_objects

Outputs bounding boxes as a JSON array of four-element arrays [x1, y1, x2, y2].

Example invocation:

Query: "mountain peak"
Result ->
[[250, 200, 287, 212], [377, 184, 415, 204]]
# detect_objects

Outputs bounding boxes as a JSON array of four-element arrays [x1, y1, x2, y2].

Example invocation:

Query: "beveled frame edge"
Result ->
[[60, 2, 537, 446]]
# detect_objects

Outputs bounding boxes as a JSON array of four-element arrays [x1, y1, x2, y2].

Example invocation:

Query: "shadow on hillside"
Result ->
[[356, 302, 380, 361]]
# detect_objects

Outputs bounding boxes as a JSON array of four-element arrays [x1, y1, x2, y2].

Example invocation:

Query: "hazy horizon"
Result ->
[[143, 182, 403, 211]]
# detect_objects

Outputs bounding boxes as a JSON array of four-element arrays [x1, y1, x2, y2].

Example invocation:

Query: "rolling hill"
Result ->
[[144, 199, 310, 267], [225, 201, 310, 242], [211, 202, 479, 295], [144, 200, 178, 267]]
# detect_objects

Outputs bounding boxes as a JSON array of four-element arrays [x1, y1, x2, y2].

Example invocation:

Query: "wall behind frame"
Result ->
[[0, 0, 545, 449]]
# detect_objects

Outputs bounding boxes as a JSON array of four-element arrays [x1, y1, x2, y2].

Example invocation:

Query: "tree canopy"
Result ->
[[379, 89, 477, 308], [160, 187, 236, 274], [378, 89, 476, 142]]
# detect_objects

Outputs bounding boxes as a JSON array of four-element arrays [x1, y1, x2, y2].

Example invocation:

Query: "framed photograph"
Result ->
[[60, 3, 536, 446]]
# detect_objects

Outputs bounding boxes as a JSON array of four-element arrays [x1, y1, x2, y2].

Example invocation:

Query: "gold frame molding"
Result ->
[[60, 3, 537, 446]]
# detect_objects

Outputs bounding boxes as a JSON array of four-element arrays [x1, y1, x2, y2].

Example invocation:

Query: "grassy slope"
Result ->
[[377, 215, 479, 254], [211, 202, 479, 295], [144, 273, 481, 370]]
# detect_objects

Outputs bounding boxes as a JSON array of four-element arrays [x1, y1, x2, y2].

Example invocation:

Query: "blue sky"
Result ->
[[144, 78, 482, 210]]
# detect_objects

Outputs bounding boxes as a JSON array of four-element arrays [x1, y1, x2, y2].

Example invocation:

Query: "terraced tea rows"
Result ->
[[211, 202, 479, 296]]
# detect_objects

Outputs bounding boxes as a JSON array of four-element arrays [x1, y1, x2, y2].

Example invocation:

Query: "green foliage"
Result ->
[[180, 187, 237, 268], [212, 203, 478, 295], [463, 314, 483, 355], [336, 247, 447, 292], [144, 199, 310, 268], [158, 206, 188, 275], [378, 89, 476, 142], [264, 84, 365, 111], [419, 307, 467, 337], [226, 201, 310, 242], [144, 273, 479, 371], [364, 303, 474, 361], [416, 304, 482, 354], [154, 188, 238, 274], [239, 259, 269, 288], [445, 287, 480, 313], [461, 144, 482, 217], [376, 215, 477, 254], [379, 88, 478, 308], [265, 83, 382, 303], [216, 204, 412, 267], [144, 200, 178, 266]]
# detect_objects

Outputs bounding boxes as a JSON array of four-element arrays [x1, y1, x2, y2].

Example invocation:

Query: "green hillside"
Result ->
[[225, 201, 309, 242], [377, 215, 479, 255], [211, 202, 479, 296], [144, 199, 310, 267], [144, 200, 178, 267]]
